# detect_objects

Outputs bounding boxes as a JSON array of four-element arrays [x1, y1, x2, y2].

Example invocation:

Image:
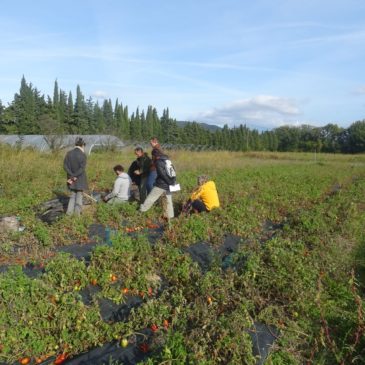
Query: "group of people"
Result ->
[[63, 136, 220, 219]]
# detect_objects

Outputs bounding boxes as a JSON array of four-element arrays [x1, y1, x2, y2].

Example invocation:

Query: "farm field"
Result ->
[[0, 146, 365, 364]]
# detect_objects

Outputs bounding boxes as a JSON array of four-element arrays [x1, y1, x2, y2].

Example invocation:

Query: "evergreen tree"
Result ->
[[66, 91, 74, 132], [93, 102, 105, 132], [53, 80, 59, 106], [73, 85, 88, 133], [114, 99, 124, 136], [140, 110, 147, 140], [160, 108, 180, 143], [12, 76, 39, 133], [103, 98, 114, 133], [145, 106, 155, 139], [85, 97, 96, 133], [121, 105, 130, 139], [152, 108, 161, 139], [130, 108, 142, 141]]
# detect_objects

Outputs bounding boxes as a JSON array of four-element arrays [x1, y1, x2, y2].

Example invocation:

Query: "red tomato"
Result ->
[[139, 343, 149, 353], [151, 324, 158, 332], [54, 353, 68, 364], [110, 274, 117, 282]]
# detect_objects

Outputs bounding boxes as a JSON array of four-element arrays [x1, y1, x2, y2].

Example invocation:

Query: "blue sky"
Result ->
[[1, 0, 365, 130]]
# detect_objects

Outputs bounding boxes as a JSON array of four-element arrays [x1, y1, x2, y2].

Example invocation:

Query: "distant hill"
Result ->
[[177, 121, 221, 132]]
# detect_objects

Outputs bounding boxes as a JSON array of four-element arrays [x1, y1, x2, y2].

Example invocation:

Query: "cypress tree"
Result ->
[[73, 85, 88, 133], [93, 102, 105, 132], [66, 91, 74, 133], [13, 76, 37, 133], [130, 108, 142, 141], [53, 80, 59, 106], [121, 105, 130, 139], [103, 98, 114, 133]]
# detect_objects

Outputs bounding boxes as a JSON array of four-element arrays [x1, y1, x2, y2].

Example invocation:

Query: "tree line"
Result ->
[[0, 77, 364, 153]]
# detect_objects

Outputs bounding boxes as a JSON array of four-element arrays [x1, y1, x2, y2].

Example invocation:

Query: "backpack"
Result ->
[[164, 159, 177, 179]]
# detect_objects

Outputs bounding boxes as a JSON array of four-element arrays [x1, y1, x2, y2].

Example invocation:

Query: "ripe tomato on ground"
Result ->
[[54, 352, 68, 364], [19, 358, 31, 365]]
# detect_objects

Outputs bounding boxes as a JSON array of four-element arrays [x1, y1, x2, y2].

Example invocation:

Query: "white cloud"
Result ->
[[91, 90, 108, 99], [193, 95, 301, 129]]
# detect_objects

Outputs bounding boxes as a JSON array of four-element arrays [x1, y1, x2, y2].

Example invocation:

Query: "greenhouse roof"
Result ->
[[0, 135, 126, 155]]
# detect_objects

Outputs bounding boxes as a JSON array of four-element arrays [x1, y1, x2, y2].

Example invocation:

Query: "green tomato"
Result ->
[[121, 338, 128, 348]]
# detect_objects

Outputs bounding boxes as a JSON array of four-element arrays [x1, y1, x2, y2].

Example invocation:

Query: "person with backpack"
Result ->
[[139, 148, 176, 219], [189, 175, 220, 213], [63, 137, 88, 216]]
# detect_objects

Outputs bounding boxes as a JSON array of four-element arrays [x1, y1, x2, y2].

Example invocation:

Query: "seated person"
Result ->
[[103, 165, 131, 204], [190, 175, 220, 213]]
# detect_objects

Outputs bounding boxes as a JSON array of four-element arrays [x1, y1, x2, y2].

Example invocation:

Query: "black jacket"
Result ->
[[136, 153, 151, 178], [154, 154, 176, 191], [128, 160, 141, 185]]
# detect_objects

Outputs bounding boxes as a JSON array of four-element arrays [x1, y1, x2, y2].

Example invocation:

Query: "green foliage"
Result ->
[[0, 149, 365, 364], [44, 253, 89, 290], [2, 77, 365, 152]]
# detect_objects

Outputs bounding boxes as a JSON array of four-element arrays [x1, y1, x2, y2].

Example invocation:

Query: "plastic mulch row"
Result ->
[[1, 225, 279, 365]]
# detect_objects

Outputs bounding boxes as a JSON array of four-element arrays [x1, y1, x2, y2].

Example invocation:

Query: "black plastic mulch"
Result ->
[[0, 225, 281, 365], [249, 322, 280, 365], [259, 219, 284, 244], [98, 295, 144, 323], [185, 233, 247, 273], [63, 329, 154, 365], [55, 223, 112, 263], [185, 241, 215, 273], [21, 262, 45, 278]]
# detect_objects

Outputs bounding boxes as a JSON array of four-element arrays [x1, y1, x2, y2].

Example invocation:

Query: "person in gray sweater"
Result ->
[[63, 137, 88, 216], [103, 165, 131, 204]]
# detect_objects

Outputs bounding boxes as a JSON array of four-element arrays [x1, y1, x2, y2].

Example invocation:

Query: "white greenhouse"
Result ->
[[0, 135, 126, 155]]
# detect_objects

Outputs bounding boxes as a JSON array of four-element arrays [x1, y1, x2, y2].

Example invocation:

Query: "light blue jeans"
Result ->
[[66, 190, 83, 216]]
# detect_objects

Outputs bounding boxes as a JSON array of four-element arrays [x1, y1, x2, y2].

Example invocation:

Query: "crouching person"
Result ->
[[140, 149, 175, 219], [190, 175, 220, 213], [103, 165, 131, 204]]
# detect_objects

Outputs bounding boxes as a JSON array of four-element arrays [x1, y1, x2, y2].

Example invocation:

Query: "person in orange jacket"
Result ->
[[190, 175, 220, 213]]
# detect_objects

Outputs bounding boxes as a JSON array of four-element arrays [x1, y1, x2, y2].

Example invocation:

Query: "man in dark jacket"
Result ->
[[127, 159, 141, 201], [140, 148, 175, 219], [63, 137, 88, 216], [133, 147, 151, 203]]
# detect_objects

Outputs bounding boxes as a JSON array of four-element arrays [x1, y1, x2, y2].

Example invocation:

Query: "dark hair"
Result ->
[[134, 146, 144, 152], [151, 148, 162, 158], [75, 137, 85, 146], [113, 164, 124, 173]]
